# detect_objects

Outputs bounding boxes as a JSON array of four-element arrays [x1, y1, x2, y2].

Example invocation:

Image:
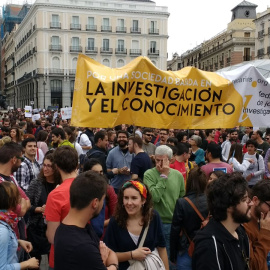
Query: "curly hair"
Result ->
[[207, 172, 248, 222], [114, 182, 153, 228]]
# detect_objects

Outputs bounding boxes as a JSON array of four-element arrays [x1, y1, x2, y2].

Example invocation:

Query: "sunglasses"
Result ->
[[145, 134, 152, 137]]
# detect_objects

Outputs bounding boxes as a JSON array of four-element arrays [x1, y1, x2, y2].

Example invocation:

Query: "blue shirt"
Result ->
[[0, 220, 20, 270], [106, 146, 133, 189]]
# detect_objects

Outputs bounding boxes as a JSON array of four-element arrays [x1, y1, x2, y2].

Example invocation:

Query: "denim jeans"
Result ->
[[162, 223, 177, 270], [177, 251, 192, 270]]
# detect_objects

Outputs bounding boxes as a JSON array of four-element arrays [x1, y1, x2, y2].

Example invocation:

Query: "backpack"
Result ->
[[183, 197, 210, 257], [79, 149, 104, 173]]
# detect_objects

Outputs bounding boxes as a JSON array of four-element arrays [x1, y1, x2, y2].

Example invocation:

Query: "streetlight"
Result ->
[[43, 80, 46, 109]]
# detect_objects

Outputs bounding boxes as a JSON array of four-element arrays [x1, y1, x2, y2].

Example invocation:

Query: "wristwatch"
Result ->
[[108, 264, 119, 270]]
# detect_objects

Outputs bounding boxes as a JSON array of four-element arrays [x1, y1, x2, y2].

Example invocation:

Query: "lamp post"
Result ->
[[43, 80, 46, 109]]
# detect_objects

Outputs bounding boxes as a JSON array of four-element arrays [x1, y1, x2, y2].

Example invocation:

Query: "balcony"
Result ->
[[243, 55, 251, 61], [149, 28, 159, 35], [49, 69, 64, 74], [86, 25, 97, 31], [70, 46, 82, 52], [116, 26, 126, 33], [70, 23, 81, 30], [100, 47, 113, 54], [101, 25, 112, 32], [50, 22, 61, 29], [85, 47, 98, 54], [115, 48, 127, 55], [226, 57, 231, 63], [49, 45, 62, 51], [69, 69, 76, 75], [258, 30, 264, 39], [130, 27, 141, 34], [148, 49, 159, 56], [130, 49, 142, 56]]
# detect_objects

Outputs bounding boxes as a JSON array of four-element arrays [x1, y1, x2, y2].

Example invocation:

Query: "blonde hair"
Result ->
[[0, 136, 12, 148]]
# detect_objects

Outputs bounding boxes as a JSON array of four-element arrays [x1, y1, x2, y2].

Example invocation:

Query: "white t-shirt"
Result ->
[[76, 131, 92, 154]]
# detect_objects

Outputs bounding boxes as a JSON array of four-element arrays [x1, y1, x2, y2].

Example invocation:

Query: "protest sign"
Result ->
[[71, 55, 244, 129], [25, 106, 32, 118], [61, 107, 72, 120]]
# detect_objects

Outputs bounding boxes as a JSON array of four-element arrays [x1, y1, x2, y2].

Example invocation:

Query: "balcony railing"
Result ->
[[86, 25, 97, 31], [70, 23, 81, 30], [130, 49, 142, 56], [70, 46, 82, 52], [85, 47, 98, 53], [101, 25, 112, 32], [243, 55, 251, 61], [49, 45, 62, 51], [130, 27, 141, 34], [50, 22, 61, 29], [115, 48, 127, 54], [148, 49, 159, 56], [148, 28, 159, 35], [100, 47, 113, 54], [116, 26, 126, 33], [49, 69, 64, 74]]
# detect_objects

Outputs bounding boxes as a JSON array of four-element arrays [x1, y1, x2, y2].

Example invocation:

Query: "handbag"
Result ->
[[127, 222, 166, 270]]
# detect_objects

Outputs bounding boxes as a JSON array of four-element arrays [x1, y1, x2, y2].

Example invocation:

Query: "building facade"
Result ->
[[3, 0, 169, 109], [168, 0, 258, 71], [254, 8, 270, 59]]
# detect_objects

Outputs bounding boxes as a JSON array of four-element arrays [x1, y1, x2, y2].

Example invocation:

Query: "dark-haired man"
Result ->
[[222, 129, 239, 161], [54, 171, 118, 270], [244, 180, 270, 270], [106, 130, 132, 193], [156, 129, 169, 146], [243, 139, 265, 187], [14, 138, 40, 191], [201, 142, 233, 179], [193, 173, 253, 270], [142, 128, 156, 158], [253, 130, 269, 157], [45, 146, 78, 270], [128, 136, 152, 181], [51, 127, 74, 148]]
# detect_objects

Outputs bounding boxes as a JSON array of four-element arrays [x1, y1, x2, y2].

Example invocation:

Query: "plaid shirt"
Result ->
[[14, 156, 40, 191]]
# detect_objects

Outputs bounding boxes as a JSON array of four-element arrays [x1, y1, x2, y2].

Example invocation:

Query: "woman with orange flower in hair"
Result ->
[[104, 180, 169, 270]]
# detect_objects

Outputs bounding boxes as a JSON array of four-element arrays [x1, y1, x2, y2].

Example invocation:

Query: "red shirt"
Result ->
[[170, 160, 186, 181], [44, 178, 75, 268]]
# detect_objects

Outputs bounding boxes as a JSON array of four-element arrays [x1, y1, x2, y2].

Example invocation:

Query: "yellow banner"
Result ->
[[71, 55, 243, 129]]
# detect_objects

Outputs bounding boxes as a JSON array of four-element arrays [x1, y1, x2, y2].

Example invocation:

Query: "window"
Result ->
[[150, 21, 156, 30], [71, 16, 80, 29], [103, 59, 110, 67], [51, 15, 60, 28], [118, 40, 124, 51], [52, 57, 60, 69], [70, 80, 75, 105], [52, 36, 60, 45], [133, 20, 138, 30], [117, 19, 125, 32], [87, 38, 95, 50], [51, 80, 62, 108], [72, 37, 79, 47], [244, 32, 250, 37], [88, 17, 94, 26], [103, 39, 109, 50], [117, 59, 125, 68], [72, 58, 77, 69], [244, 48, 250, 61], [132, 40, 139, 49], [150, 41, 156, 53], [102, 18, 111, 31]]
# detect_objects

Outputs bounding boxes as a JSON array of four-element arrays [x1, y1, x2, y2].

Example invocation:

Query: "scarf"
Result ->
[[0, 210, 18, 229]]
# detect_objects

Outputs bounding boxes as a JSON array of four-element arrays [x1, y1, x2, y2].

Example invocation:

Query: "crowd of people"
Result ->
[[0, 109, 270, 270]]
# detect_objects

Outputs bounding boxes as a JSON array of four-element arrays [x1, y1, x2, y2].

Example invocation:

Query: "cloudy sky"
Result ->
[[3, 0, 270, 59]]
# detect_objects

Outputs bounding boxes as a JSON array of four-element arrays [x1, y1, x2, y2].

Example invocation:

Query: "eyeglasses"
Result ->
[[145, 134, 152, 137], [16, 156, 25, 162], [43, 164, 53, 169], [262, 200, 270, 208], [266, 138, 270, 140]]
